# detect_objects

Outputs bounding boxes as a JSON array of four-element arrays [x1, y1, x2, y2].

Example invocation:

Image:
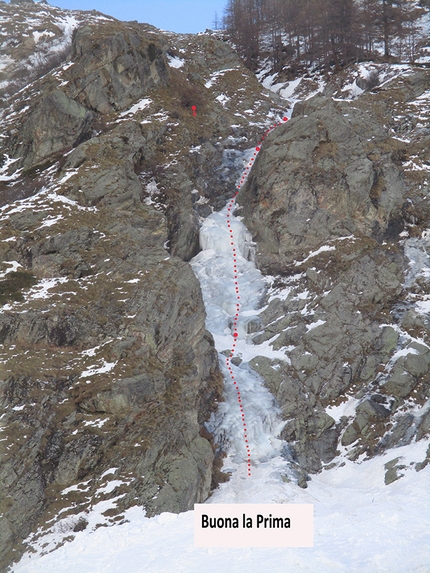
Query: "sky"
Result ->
[[48, 0, 228, 33]]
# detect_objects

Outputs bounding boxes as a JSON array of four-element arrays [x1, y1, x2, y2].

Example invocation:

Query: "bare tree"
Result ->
[[359, 0, 381, 56], [223, 0, 427, 70], [224, 0, 261, 69]]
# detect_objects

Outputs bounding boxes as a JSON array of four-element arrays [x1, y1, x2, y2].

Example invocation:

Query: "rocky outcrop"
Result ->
[[13, 90, 94, 168], [239, 71, 430, 474], [241, 94, 406, 272], [0, 5, 285, 570], [0, 2, 118, 106], [0, 187, 224, 567], [67, 23, 169, 114], [248, 237, 406, 472]]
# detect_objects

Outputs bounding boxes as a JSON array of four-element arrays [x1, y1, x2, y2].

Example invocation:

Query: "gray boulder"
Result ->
[[240, 95, 406, 272], [13, 90, 94, 168], [67, 23, 169, 114]]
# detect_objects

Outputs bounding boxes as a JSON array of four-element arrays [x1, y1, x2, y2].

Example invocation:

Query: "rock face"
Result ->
[[0, 4, 285, 570], [239, 71, 430, 474], [68, 24, 169, 114], [0, 166, 222, 567], [14, 90, 95, 168], [242, 94, 406, 272]]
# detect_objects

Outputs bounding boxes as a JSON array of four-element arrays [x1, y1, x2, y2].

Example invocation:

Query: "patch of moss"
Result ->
[[0, 271, 37, 305]]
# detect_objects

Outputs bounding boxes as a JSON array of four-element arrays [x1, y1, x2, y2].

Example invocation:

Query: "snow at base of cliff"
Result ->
[[12, 439, 430, 573]]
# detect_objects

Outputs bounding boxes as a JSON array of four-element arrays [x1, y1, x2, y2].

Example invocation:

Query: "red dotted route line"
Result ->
[[225, 116, 289, 477]]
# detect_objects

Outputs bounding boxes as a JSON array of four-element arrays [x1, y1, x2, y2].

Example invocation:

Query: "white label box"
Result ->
[[194, 503, 313, 547]]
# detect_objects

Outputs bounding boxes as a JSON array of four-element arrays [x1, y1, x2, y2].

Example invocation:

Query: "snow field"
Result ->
[[13, 440, 430, 573]]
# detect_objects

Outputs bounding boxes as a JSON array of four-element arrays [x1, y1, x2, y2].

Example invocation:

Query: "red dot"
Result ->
[[283, 116, 288, 121], [256, 147, 260, 151], [233, 332, 238, 338]]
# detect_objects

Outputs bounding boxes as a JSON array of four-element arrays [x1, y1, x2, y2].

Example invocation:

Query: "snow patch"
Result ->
[[167, 54, 184, 68], [306, 319, 326, 332], [80, 360, 117, 378], [119, 98, 152, 117], [295, 245, 336, 266]]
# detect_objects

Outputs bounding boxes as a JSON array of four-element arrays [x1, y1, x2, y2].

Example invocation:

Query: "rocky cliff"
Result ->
[[239, 68, 430, 475], [0, 2, 285, 569], [1, 1, 429, 570]]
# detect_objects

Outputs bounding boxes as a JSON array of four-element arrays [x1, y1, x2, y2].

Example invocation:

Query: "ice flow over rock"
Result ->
[[191, 201, 296, 491]]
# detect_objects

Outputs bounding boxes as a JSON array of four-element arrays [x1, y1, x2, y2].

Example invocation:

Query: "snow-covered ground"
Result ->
[[11, 439, 430, 573], [12, 152, 430, 573]]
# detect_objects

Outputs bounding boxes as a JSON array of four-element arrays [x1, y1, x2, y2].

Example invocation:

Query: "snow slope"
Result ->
[[11, 442, 430, 573]]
